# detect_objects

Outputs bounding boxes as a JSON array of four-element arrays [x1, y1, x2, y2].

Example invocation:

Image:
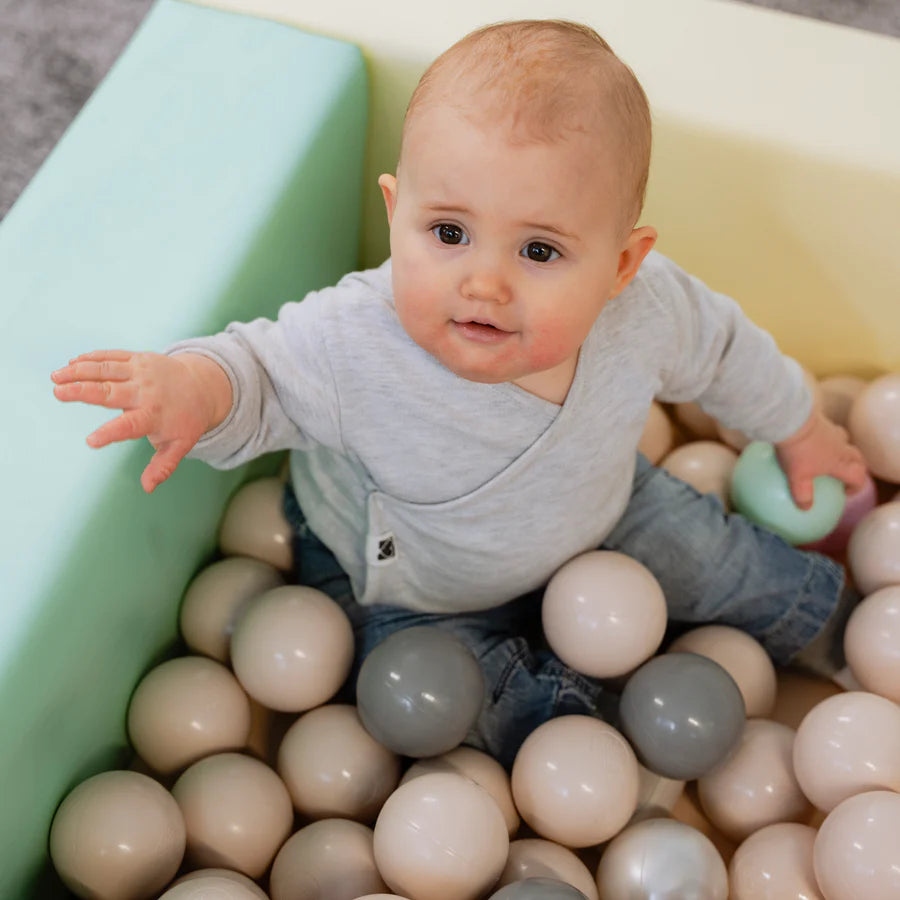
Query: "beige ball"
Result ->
[[638, 401, 676, 463], [668, 625, 777, 718], [49, 770, 185, 900], [495, 839, 599, 900], [277, 704, 400, 822], [844, 585, 900, 703], [400, 745, 519, 836], [171, 752, 293, 878], [792, 691, 900, 812], [269, 819, 387, 900], [373, 772, 509, 900], [542, 551, 667, 679], [511, 715, 639, 847], [848, 373, 900, 482], [180, 557, 284, 662], [159, 875, 267, 899], [634, 763, 686, 817], [219, 477, 293, 570], [672, 401, 720, 440], [127, 656, 252, 775], [769, 669, 844, 731], [847, 502, 900, 596], [729, 822, 822, 900], [172, 868, 268, 898], [231, 585, 353, 712], [814, 790, 900, 900], [697, 719, 811, 841], [819, 374, 866, 429], [660, 441, 738, 509]]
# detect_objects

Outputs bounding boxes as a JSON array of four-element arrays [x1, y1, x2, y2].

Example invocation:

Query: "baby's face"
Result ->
[[380, 105, 651, 397]]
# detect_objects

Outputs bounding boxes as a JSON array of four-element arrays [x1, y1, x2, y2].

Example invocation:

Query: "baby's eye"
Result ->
[[432, 223, 469, 245], [522, 242, 560, 263]]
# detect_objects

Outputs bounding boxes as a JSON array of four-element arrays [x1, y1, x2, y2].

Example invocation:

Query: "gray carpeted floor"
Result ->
[[1, 0, 898, 221]]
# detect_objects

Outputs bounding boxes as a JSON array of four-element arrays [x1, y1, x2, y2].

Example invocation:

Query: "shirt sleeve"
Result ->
[[644, 253, 812, 443], [165, 284, 345, 470]]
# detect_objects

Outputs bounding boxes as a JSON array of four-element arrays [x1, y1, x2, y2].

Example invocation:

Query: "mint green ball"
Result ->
[[730, 442, 846, 545]]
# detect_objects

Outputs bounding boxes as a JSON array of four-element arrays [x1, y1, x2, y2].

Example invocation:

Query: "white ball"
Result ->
[[171, 869, 268, 898], [596, 818, 728, 900], [668, 625, 777, 718], [511, 715, 639, 847], [660, 441, 738, 509], [844, 585, 900, 703], [542, 551, 667, 678], [159, 875, 266, 899], [231, 585, 354, 712], [373, 772, 509, 900], [697, 719, 811, 841], [847, 502, 900, 596], [496, 839, 599, 900], [219, 476, 294, 570], [814, 791, 900, 900], [729, 822, 822, 900], [792, 691, 900, 811]]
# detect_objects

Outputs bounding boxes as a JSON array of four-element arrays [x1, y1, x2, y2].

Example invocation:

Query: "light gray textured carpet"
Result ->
[[1, 0, 898, 221]]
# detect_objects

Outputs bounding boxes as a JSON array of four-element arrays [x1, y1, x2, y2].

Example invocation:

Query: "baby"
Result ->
[[52, 20, 866, 766]]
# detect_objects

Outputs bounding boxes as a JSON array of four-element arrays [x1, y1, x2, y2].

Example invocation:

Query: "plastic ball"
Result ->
[[619, 652, 746, 780], [660, 440, 739, 508], [400, 745, 519, 836], [495, 840, 597, 899], [180, 556, 284, 662], [697, 719, 811, 841], [819, 374, 866, 428], [356, 627, 484, 758], [728, 822, 822, 900], [637, 401, 676, 464], [269, 819, 387, 900], [595, 818, 728, 900], [769, 669, 843, 730], [792, 691, 900, 811], [541, 551, 667, 678], [847, 501, 900, 596], [848, 373, 900, 482], [159, 875, 266, 900], [49, 770, 185, 900], [231, 585, 353, 712], [488, 879, 588, 899], [813, 790, 900, 900], [171, 869, 268, 898], [510, 715, 639, 847], [219, 476, 293, 570], [171, 752, 292, 878], [127, 655, 251, 775], [730, 442, 845, 545], [373, 772, 509, 900], [277, 703, 400, 822], [843, 585, 900, 702], [800, 472, 878, 557], [667, 625, 777, 718]]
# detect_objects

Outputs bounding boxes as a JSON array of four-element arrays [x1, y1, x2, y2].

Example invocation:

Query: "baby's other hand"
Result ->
[[51, 350, 232, 493], [775, 411, 868, 510]]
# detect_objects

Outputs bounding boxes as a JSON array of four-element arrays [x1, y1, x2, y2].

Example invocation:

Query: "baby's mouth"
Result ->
[[453, 318, 514, 343]]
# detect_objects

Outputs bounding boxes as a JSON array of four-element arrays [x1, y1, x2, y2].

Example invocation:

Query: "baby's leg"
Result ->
[[602, 454, 858, 675], [284, 486, 616, 768]]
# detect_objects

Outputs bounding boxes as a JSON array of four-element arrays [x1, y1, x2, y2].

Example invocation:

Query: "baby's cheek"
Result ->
[[525, 320, 582, 369]]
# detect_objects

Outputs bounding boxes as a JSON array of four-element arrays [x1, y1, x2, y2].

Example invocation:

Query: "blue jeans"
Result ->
[[283, 454, 846, 769]]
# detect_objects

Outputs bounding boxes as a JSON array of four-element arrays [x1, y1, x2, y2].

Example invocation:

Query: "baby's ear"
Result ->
[[378, 174, 398, 224], [612, 226, 657, 297]]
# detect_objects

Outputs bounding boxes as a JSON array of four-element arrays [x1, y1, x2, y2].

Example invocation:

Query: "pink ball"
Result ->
[[800, 472, 878, 557]]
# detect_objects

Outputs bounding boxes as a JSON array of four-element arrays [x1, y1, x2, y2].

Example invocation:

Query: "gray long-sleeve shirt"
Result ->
[[171, 251, 810, 613]]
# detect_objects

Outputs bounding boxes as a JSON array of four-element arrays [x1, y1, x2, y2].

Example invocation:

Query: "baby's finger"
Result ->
[[52, 359, 132, 385], [86, 409, 152, 449], [53, 379, 139, 409], [140, 442, 188, 494], [67, 349, 132, 365], [789, 475, 815, 511]]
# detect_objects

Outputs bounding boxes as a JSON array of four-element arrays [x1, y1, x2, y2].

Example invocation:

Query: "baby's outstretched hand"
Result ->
[[775, 411, 868, 510], [51, 350, 232, 493]]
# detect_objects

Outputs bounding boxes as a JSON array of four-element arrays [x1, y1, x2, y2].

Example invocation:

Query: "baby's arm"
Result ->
[[51, 349, 232, 493], [775, 410, 867, 510]]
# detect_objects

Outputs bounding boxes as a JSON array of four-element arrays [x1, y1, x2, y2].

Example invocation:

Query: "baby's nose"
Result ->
[[461, 269, 512, 304]]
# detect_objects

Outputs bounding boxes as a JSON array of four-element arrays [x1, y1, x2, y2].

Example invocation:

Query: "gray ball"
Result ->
[[489, 878, 588, 899], [619, 652, 745, 780], [356, 626, 485, 757]]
